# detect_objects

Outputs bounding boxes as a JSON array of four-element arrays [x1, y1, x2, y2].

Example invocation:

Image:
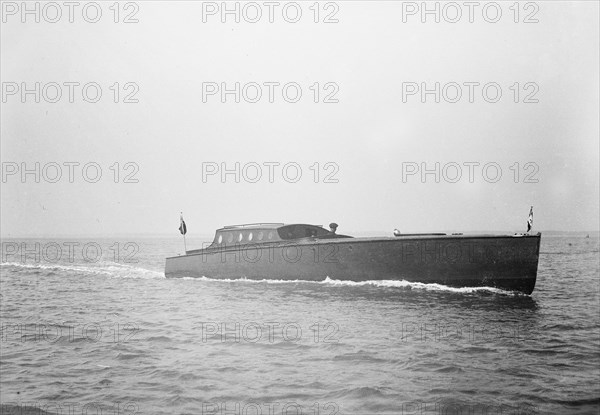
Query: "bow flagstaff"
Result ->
[[527, 206, 534, 233]]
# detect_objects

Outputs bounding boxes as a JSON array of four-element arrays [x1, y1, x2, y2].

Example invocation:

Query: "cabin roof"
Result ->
[[219, 223, 326, 231], [220, 223, 285, 230]]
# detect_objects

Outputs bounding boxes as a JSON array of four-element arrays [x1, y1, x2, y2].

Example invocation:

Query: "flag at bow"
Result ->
[[527, 206, 533, 232], [179, 214, 187, 235]]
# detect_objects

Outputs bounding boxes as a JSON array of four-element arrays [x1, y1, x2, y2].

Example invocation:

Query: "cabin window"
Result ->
[[268, 232, 274, 240], [258, 231, 264, 241], [248, 232, 253, 241], [278, 225, 330, 240], [238, 233, 243, 242], [218, 234, 223, 244], [306, 228, 317, 237], [227, 233, 233, 243]]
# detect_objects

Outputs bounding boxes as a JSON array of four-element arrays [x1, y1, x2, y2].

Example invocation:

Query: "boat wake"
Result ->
[[1, 262, 522, 295], [0, 261, 164, 279], [183, 276, 519, 295]]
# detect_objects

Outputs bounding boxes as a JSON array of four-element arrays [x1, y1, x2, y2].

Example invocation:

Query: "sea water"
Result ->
[[1, 235, 598, 414]]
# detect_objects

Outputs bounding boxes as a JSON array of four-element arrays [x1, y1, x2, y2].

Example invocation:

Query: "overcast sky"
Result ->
[[1, 1, 598, 237]]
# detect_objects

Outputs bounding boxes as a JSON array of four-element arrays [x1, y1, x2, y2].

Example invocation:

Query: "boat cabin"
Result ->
[[208, 223, 351, 248]]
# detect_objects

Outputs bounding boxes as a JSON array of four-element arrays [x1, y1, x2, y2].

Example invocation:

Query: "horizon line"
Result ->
[[1, 230, 598, 239]]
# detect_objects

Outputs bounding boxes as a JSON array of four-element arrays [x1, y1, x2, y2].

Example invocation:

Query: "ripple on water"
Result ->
[[0, 236, 598, 415]]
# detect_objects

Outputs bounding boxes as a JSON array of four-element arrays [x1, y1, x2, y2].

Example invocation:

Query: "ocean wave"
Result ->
[[0, 261, 164, 279], [182, 276, 518, 295]]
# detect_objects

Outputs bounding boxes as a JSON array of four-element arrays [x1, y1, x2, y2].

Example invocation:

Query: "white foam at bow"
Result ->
[[182, 276, 518, 295]]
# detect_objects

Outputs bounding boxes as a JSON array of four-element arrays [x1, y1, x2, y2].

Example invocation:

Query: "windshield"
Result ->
[[277, 225, 330, 240]]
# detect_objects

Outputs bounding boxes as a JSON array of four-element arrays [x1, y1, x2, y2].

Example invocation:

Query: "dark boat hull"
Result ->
[[165, 234, 541, 294]]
